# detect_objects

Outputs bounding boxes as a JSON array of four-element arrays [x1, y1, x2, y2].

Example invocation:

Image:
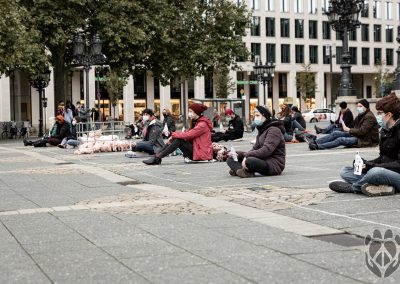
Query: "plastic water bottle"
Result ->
[[230, 146, 238, 162], [219, 122, 224, 132], [354, 152, 364, 175], [181, 126, 185, 132]]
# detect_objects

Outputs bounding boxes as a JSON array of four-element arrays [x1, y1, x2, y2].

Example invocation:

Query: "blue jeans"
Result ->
[[283, 133, 293, 142], [134, 141, 155, 154], [292, 120, 305, 131], [316, 131, 358, 149], [340, 166, 400, 193], [324, 124, 342, 134]]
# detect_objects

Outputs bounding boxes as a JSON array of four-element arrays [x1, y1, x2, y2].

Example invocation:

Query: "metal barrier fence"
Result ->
[[76, 121, 129, 142], [0, 121, 30, 139]]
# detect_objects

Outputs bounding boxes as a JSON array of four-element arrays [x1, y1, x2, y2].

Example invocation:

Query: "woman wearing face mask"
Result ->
[[329, 92, 400, 196], [143, 103, 213, 165], [308, 99, 379, 150], [161, 109, 176, 138], [211, 109, 244, 142], [226, 106, 286, 178]]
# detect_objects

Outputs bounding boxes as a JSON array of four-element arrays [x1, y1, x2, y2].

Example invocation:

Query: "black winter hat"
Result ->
[[358, 99, 370, 109], [255, 106, 272, 119]]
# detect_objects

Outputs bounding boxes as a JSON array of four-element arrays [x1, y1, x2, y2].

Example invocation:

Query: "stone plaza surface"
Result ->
[[0, 130, 400, 284]]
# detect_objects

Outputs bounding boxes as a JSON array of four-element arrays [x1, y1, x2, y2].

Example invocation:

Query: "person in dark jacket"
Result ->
[[315, 101, 354, 134], [131, 109, 165, 155], [162, 108, 176, 138], [277, 104, 294, 142], [309, 99, 379, 150], [226, 106, 286, 178], [143, 103, 213, 165], [291, 106, 306, 130], [211, 109, 244, 142], [329, 92, 400, 196]]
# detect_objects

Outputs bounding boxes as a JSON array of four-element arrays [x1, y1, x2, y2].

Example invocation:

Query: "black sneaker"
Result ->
[[329, 181, 353, 193], [142, 156, 162, 165], [236, 169, 255, 178], [304, 134, 317, 144], [314, 125, 322, 134], [309, 142, 319, 151], [229, 170, 236, 176], [361, 184, 395, 197]]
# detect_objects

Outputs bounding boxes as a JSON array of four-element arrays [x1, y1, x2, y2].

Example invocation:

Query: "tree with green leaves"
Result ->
[[295, 63, 317, 109], [373, 60, 394, 97], [214, 67, 236, 98], [103, 69, 127, 120]]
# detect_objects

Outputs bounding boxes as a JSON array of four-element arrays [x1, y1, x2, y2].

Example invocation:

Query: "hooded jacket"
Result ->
[[172, 116, 213, 161], [239, 120, 286, 175]]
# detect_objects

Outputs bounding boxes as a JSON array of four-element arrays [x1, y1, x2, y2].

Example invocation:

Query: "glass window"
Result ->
[[265, 0, 274, 11], [361, 24, 369, 41], [281, 44, 290, 63], [309, 45, 318, 64], [336, 31, 342, 41], [361, 0, 369, 17], [251, 43, 261, 62], [250, 0, 260, 10], [322, 21, 331, 39], [308, 0, 317, 14], [373, 0, 381, 19], [266, 17, 275, 37], [295, 19, 304, 38], [295, 45, 304, 63], [322, 0, 329, 14], [374, 25, 381, 42], [385, 2, 393, 19], [349, 30, 357, 41], [336, 46, 343, 64], [323, 45, 331, 64], [309, 20, 318, 39], [279, 74, 287, 98], [266, 44, 276, 63], [294, 0, 303, 13], [251, 17, 261, 36], [362, 48, 370, 65], [349, 47, 357, 65], [374, 48, 382, 64], [398, 3, 400, 20], [386, 25, 393, 42], [386, 49, 394, 65], [280, 0, 289, 12], [280, 18, 290, 37]]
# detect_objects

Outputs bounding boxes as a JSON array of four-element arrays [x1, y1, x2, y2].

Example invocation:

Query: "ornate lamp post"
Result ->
[[29, 70, 51, 137], [393, 33, 400, 91], [73, 33, 106, 114], [253, 58, 275, 108], [326, 0, 363, 97]]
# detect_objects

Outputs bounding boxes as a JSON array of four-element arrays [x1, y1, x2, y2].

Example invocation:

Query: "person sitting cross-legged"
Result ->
[[142, 103, 213, 165], [329, 92, 400, 196], [226, 106, 286, 178], [308, 99, 379, 150], [315, 101, 354, 134], [211, 109, 244, 142]]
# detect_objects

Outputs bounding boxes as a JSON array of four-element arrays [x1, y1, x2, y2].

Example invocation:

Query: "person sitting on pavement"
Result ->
[[329, 92, 400, 196], [161, 108, 176, 138], [226, 106, 286, 178], [57, 116, 81, 149], [291, 106, 306, 131], [315, 101, 354, 134], [211, 109, 244, 142], [277, 104, 295, 142], [130, 109, 165, 155], [142, 103, 213, 165], [308, 99, 379, 150]]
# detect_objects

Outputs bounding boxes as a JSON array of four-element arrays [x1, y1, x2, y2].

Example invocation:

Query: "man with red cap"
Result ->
[[143, 103, 213, 165], [211, 109, 244, 142]]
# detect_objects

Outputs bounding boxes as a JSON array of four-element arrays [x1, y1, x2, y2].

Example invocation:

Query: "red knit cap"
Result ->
[[189, 103, 207, 116], [225, 109, 234, 115]]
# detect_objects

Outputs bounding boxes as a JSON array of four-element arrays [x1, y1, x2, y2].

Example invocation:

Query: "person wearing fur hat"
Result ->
[[329, 92, 400, 196], [211, 109, 244, 142], [143, 103, 213, 165], [226, 106, 286, 178], [308, 99, 379, 150]]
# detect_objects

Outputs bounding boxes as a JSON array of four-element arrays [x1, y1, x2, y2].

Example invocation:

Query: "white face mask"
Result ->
[[188, 112, 195, 119], [142, 115, 150, 121], [72, 119, 77, 126]]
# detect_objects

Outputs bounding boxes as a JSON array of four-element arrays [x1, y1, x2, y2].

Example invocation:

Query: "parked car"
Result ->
[[302, 108, 336, 123]]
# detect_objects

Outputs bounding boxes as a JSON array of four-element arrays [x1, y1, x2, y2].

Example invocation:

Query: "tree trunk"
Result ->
[[52, 48, 68, 111]]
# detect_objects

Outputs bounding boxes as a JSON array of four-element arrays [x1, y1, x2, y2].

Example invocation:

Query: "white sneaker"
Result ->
[[361, 184, 395, 197]]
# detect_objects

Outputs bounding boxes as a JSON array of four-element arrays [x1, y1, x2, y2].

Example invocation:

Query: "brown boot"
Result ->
[[236, 169, 255, 178]]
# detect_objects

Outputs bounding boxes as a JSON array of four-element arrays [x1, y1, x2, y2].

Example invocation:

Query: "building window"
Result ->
[[266, 17, 275, 37], [308, 0, 317, 14], [386, 49, 394, 65], [361, 0, 369, 17], [280, 0, 289, 13], [294, 0, 303, 13], [386, 25, 393, 42], [385, 2, 393, 19], [374, 25, 381, 42], [362, 48, 370, 65], [323, 45, 332, 65], [250, 17, 261, 36], [309, 45, 318, 64], [279, 74, 288, 98], [280, 18, 290, 37], [295, 45, 304, 63], [266, 44, 276, 63], [361, 24, 369, 41], [322, 21, 331, 39], [349, 30, 357, 41], [336, 31, 342, 41], [374, 48, 382, 64], [309, 20, 318, 39], [336, 46, 343, 64], [281, 44, 290, 63], [349, 47, 357, 65], [250, 0, 259, 10], [265, 0, 274, 11], [398, 3, 400, 20], [295, 19, 304, 38], [373, 0, 381, 19], [322, 0, 329, 14], [251, 43, 261, 62]]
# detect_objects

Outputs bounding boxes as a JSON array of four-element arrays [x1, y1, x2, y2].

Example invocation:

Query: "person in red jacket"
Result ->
[[143, 103, 213, 165]]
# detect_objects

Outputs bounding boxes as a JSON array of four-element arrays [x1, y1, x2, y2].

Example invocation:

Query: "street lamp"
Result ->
[[326, 0, 363, 97], [253, 58, 275, 108], [73, 33, 106, 116], [393, 33, 400, 91], [29, 70, 51, 137]]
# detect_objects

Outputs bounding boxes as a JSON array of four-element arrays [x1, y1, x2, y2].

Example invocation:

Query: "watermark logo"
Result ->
[[365, 229, 400, 278]]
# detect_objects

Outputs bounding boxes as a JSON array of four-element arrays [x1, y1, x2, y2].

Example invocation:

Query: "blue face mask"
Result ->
[[356, 107, 365, 114], [254, 118, 263, 126], [377, 114, 388, 128]]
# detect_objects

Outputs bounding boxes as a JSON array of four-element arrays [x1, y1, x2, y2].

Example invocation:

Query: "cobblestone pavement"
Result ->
[[0, 130, 400, 283]]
